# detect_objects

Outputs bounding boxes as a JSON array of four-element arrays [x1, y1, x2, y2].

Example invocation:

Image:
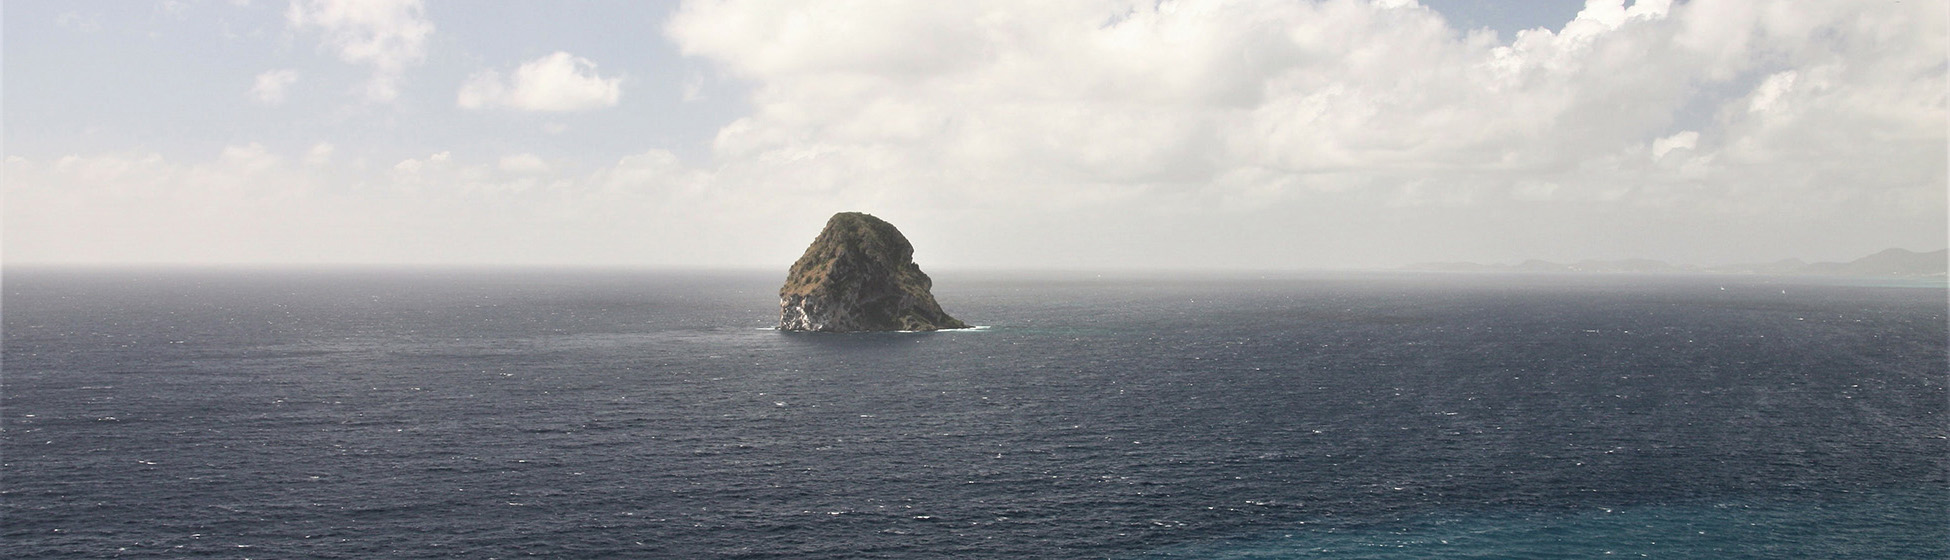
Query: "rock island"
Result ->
[[779, 212, 970, 332]]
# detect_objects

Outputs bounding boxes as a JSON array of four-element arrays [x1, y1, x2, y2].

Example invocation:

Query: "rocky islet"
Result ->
[[778, 212, 969, 332]]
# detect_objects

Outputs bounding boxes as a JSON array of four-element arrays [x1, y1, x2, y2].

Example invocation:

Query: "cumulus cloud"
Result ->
[[668, 0, 1726, 185], [1651, 131, 1697, 160], [7, 1, 1941, 268], [458, 52, 623, 112], [286, 0, 433, 102], [391, 150, 450, 176], [658, 0, 1945, 266], [304, 142, 336, 166], [498, 153, 549, 174], [248, 69, 300, 105], [1746, 71, 1797, 115]]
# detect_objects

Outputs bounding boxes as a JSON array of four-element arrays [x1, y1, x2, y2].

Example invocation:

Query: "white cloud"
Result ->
[[458, 52, 623, 112], [304, 142, 336, 166], [6, 1, 1941, 269], [672, 0, 1676, 188], [1746, 71, 1797, 114], [56, 11, 102, 33], [498, 153, 549, 174], [656, 0, 1945, 266], [220, 143, 282, 171], [248, 69, 300, 105], [682, 72, 705, 102], [1510, 180, 1561, 201], [4, 146, 724, 265], [286, 0, 434, 102], [1651, 131, 1698, 159], [160, 1, 190, 20], [5, 145, 324, 264], [391, 150, 450, 175]]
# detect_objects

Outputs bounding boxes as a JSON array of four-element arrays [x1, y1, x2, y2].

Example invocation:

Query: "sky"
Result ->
[[4, 0, 1944, 270]]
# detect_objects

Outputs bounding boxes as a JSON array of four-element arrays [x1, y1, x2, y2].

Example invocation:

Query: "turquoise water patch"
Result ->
[[1140, 488, 1948, 559]]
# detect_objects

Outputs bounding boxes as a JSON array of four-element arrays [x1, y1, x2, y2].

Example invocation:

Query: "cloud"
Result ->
[[682, 72, 705, 102], [304, 142, 336, 166], [657, 0, 1945, 266], [667, 0, 1723, 185], [55, 11, 102, 33], [248, 69, 300, 105], [6, 1, 1940, 269], [1746, 71, 1797, 114], [5, 145, 319, 264], [391, 150, 450, 176], [498, 153, 549, 174], [4, 146, 722, 265], [458, 52, 623, 112], [1510, 180, 1561, 201], [286, 0, 433, 102], [1651, 130, 1697, 159], [159, 1, 190, 20]]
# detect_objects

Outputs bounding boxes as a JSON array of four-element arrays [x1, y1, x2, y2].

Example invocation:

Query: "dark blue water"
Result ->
[[4, 268, 1944, 558]]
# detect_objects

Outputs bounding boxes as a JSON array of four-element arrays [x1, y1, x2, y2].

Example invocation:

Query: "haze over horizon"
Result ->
[[6, 0, 1944, 270]]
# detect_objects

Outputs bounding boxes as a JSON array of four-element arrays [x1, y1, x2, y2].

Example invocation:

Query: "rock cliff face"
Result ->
[[779, 212, 969, 332]]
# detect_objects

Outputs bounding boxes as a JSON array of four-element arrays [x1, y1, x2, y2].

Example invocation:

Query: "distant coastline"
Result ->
[[1405, 248, 1948, 278]]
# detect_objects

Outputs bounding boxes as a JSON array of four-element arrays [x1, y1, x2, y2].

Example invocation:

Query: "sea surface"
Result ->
[[3, 268, 1944, 559]]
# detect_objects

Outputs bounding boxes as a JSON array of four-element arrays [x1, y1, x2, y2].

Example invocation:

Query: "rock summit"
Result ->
[[778, 212, 969, 332]]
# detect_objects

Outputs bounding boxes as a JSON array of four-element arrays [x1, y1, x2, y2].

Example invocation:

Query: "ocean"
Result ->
[[3, 268, 1944, 558]]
